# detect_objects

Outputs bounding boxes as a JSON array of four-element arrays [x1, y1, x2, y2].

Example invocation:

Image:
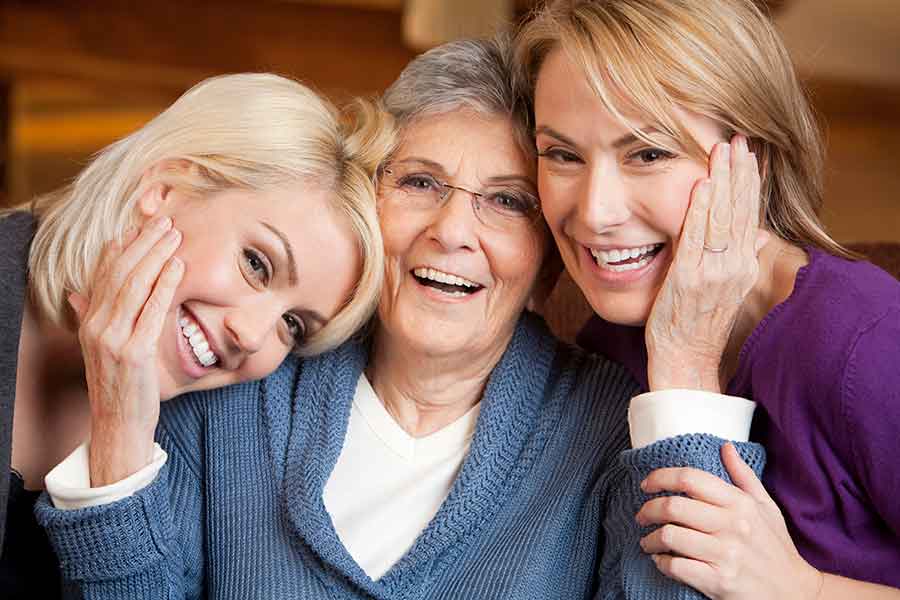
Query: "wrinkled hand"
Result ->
[[69, 189, 183, 486], [636, 443, 823, 600], [645, 136, 767, 392]]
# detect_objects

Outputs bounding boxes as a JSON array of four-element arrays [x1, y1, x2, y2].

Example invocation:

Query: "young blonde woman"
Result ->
[[517, 0, 900, 597], [0, 73, 390, 597]]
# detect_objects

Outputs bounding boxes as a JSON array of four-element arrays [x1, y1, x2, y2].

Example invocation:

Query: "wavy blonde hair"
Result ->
[[516, 0, 856, 259], [4, 73, 396, 355]]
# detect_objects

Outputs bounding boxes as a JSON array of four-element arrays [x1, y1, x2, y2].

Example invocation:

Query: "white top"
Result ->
[[322, 375, 479, 579], [45, 384, 754, 578]]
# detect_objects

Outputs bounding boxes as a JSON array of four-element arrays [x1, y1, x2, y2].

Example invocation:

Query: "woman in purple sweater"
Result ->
[[516, 0, 900, 597]]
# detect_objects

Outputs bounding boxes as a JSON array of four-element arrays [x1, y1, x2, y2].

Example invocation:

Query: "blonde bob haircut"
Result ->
[[516, 0, 856, 259], [9, 73, 396, 356]]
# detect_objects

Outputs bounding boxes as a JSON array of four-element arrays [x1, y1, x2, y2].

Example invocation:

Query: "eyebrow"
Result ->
[[535, 125, 667, 150], [260, 221, 299, 286]]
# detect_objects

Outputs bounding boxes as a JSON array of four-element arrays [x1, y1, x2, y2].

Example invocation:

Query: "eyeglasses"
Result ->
[[380, 166, 541, 232]]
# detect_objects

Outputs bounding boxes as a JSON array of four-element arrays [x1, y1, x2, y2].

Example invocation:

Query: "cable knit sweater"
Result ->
[[36, 314, 764, 599]]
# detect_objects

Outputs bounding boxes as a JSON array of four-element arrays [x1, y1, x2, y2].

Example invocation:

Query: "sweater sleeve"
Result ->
[[842, 305, 900, 538], [594, 433, 766, 600], [34, 411, 205, 599]]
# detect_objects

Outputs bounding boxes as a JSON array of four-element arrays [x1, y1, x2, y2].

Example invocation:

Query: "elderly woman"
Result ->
[[36, 39, 767, 599], [517, 0, 900, 597], [0, 73, 389, 597]]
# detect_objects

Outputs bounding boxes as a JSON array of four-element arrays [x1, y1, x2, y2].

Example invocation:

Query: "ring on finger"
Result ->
[[702, 243, 729, 253]]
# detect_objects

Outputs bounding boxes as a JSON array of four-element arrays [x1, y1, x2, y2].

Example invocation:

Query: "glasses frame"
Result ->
[[380, 166, 542, 231]]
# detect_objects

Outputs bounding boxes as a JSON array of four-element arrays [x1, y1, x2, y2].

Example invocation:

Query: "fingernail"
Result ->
[[167, 228, 182, 243], [169, 257, 184, 272], [155, 216, 172, 230], [640, 478, 649, 491]]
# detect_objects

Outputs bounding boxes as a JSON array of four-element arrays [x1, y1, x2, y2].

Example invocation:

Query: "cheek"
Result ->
[[487, 233, 545, 296], [537, 172, 576, 234], [243, 340, 291, 380], [174, 246, 239, 299], [643, 174, 698, 240]]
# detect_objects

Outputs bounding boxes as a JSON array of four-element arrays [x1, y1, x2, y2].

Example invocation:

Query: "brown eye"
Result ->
[[635, 148, 675, 164]]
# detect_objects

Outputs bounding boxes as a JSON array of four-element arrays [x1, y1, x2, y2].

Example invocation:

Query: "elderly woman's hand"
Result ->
[[68, 188, 183, 486], [645, 135, 767, 392], [635, 443, 823, 600]]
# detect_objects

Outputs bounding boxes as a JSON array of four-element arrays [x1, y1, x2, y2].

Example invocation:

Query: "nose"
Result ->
[[223, 301, 281, 358], [575, 163, 631, 232], [427, 188, 480, 252]]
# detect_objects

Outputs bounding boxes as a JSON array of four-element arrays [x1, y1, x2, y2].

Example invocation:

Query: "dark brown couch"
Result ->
[[539, 242, 900, 344]]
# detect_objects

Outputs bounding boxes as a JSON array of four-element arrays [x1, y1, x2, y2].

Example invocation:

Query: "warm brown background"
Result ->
[[1, 0, 898, 243]]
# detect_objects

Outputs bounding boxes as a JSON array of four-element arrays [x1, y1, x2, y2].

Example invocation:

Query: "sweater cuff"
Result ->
[[45, 441, 168, 510], [628, 390, 756, 449], [621, 433, 766, 482], [35, 462, 174, 582]]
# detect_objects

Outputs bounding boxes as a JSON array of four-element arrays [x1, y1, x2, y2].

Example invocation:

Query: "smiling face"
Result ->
[[147, 183, 361, 399], [534, 49, 727, 326], [376, 108, 548, 360]]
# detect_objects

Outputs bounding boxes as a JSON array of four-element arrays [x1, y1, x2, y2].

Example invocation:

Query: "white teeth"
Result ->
[[412, 267, 480, 288], [589, 244, 661, 268], [180, 313, 219, 368]]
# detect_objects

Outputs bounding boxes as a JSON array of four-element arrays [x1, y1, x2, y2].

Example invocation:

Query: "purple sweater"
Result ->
[[578, 247, 900, 588]]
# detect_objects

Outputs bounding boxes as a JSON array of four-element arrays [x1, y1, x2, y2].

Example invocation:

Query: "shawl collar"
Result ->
[[264, 312, 559, 598]]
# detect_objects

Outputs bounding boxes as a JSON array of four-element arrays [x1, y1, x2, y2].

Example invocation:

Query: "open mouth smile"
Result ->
[[411, 266, 484, 298]]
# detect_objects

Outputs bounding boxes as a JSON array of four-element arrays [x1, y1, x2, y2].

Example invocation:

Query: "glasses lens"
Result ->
[[478, 188, 541, 230], [384, 168, 443, 209]]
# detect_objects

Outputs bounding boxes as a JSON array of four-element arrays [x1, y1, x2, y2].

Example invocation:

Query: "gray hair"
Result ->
[[382, 33, 534, 160]]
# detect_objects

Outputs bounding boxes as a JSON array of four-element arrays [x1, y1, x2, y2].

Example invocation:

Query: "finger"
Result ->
[[721, 442, 769, 503], [641, 465, 746, 507], [107, 215, 174, 296], [651, 553, 717, 596], [108, 227, 182, 334], [133, 257, 184, 344], [637, 494, 729, 534], [705, 142, 733, 252], [84, 238, 127, 323], [677, 177, 712, 268], [730, 136, 754, 245], [754, 229, 771, 255], [641, 524, 721, 562]]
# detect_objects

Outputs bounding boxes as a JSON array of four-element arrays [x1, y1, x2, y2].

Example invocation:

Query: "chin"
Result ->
[[582, 289, 654, 327]]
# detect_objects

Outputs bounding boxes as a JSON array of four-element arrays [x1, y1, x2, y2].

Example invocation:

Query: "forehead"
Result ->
[[395, 109, 534, 181], [535, 49, 643, 135], [535, 49, 722, 149]]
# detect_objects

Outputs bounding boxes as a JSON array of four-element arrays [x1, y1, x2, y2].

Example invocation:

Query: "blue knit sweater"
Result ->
[[36, 314, 764, 599]]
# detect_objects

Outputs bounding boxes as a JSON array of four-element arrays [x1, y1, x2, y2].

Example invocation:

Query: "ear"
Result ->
[[135, 159, 194, 219]]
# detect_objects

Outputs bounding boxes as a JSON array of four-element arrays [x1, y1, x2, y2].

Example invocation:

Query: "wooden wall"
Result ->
[[1, 0, 897, 242]]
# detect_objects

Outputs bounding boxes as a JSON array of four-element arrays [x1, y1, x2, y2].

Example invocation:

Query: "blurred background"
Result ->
[[1, 0, 898, 243]]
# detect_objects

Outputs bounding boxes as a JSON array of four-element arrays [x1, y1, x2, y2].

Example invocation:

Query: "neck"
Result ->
[[367, 325, 514, 438], [720, 237, 808, 384]]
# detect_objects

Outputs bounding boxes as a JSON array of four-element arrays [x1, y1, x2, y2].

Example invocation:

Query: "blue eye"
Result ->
[[282, 313, 306, 345], [243, 249, 270, 285]]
